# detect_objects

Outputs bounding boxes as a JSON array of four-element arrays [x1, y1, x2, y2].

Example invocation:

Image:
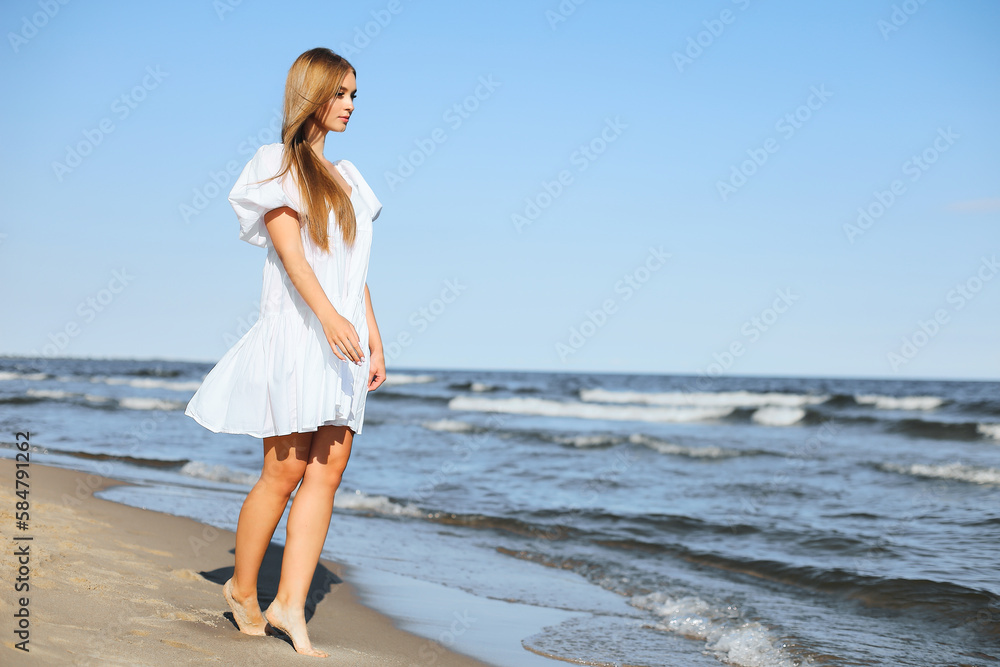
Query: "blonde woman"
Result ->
[[185, 47, 386, 657]]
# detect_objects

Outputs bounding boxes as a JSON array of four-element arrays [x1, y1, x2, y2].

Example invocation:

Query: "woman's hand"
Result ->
[[320, 311, 365, 365], [367, 347, 386, 391]]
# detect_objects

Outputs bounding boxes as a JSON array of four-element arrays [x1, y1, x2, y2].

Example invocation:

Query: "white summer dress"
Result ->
[[184, 142, 382, 437]]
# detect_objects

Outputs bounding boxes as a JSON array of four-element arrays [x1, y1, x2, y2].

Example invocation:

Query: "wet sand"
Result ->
[[0, 459, 493, 666]]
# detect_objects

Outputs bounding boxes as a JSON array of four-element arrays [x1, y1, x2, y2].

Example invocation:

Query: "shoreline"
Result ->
[[0, 458, 495, 666]]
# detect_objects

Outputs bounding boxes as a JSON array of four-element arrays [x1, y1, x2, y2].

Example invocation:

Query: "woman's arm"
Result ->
[[364, 283, 386, 390], [364, 283, 382, 354], [263, 206, 365, 365]]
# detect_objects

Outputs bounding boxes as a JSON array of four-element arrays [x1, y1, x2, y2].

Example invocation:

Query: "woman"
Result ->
[[184, 47, 386, 657]]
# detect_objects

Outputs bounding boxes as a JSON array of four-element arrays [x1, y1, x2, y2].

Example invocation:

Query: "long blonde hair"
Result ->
[[273, 48, 357, 250]]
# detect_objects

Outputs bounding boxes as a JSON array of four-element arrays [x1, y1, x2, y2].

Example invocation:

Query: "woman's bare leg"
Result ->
[[227, 432, 311, 635], [265, 424, 353, 657]]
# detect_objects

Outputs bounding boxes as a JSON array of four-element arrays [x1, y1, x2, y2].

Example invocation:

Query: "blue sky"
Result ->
[[1, 0, 997, 380]]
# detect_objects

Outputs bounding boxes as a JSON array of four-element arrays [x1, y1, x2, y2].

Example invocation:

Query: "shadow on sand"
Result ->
[[200, 542, 344, 643]]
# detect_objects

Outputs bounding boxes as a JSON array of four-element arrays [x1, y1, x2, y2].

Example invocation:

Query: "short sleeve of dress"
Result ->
[[228, 143, 302, 248], [336, 159, 383, 222]]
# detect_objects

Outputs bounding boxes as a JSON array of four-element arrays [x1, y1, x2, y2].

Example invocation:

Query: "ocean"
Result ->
[[1, 355, 998, 666]]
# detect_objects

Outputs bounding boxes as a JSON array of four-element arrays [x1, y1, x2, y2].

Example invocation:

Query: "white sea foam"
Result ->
[[26, 389, 73, 399], [0, 371, 48, 382], [118, 397, 187, 411], [421, 419, 477, 433], [27, 388, 111, 404], [977, 423, 1000, 441], [334, 488, 424, 518], [382, 373, 436, 386], [628, 433, 739, 459], [25, 389, 184, 411], [554, 433, 624, 448], [91, 376, 203, 392], [855, 394, 943, 410], [177, 464, 427, 517], [630, 591, 796, 667], [751, 406, 806, 427], [580, 388, 828, 408], [881, 462, 1000, 485], [448, 395, 732, 423], [469, 382, 494, 392], [708, 622, 800, 667], [180, 461, 260, 486]]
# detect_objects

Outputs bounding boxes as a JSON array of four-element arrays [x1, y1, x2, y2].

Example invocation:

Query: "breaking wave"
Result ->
[[580, 388, 828, 408], [448, 395, 732, 423], [879, 462, 1000, 485], [855, 394, 944, 411]]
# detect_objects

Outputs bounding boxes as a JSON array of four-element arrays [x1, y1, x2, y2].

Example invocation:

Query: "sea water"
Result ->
[[1, 356, 998, 666]]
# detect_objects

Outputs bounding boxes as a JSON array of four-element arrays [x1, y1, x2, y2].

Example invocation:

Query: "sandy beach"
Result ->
[[0, 458, 493, 666]]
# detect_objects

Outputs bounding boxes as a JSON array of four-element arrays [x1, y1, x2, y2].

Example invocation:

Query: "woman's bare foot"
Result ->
[[224, 577, 267, 636], [264, 601, 329, 658]]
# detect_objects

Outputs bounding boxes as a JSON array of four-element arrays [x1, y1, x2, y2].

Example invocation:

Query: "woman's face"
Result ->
[[315, 70, 357, 133]]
